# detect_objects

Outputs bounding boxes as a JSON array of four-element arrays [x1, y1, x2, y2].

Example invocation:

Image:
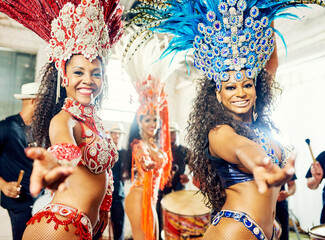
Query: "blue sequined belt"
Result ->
[[212, 210, 271, 240]]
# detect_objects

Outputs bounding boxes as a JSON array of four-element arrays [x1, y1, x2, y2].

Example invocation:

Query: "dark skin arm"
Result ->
[[26, 111, 79, 197], [209, 125, 295, 194]]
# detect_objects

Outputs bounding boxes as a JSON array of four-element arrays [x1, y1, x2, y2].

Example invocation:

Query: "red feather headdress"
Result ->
[[0, 0, 123, 92]]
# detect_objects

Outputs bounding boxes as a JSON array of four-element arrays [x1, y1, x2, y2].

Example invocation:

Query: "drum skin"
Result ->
[[161, 190, 211, 240], [309, 224, 325, 240]]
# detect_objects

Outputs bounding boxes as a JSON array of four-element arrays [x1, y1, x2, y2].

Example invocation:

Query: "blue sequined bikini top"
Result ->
[[204, 126, 288, 189]]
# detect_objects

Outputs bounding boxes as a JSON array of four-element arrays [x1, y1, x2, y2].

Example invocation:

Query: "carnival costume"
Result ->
[[116, 31, 175, 239], [0, 0, 122, 238], [26, 98, 118, 239], [123, 0, 324, 239]]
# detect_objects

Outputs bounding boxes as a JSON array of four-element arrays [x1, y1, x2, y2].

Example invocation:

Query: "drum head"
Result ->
[[309, 224, 325, 239], [161, 190, 210, 216]]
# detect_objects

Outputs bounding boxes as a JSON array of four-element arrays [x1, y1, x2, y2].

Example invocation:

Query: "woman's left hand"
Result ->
[[93, 210, 108, 235], [253, 153, 296, 194]]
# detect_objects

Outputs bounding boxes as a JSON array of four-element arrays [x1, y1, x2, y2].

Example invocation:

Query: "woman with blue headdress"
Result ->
[[124, 0, 324, 239]]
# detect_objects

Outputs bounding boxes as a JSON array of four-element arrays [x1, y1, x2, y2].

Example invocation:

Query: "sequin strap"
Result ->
[[48, 143, 82, 168], [27, 203, 92, 240], [100, 169, 114, 212], [212, 210, 268, 240]]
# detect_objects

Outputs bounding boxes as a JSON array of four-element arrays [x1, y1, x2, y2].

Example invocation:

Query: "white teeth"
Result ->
[[232, 100, 248, 106], [79, 89, 92, 93]]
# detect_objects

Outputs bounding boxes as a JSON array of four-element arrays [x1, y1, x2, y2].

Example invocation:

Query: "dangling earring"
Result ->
[[218, 99, 225, 111], [61, 77, 69, 87], [253, 103, 258, 122]]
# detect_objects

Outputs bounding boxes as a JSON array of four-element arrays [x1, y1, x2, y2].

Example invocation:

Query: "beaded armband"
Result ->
[[48, 143, 82, 168]]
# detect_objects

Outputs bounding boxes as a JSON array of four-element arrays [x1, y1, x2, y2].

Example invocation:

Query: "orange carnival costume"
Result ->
[[0, 0, 123, 239], [131, 76, 173, 240], [117, 32, 179, 239]]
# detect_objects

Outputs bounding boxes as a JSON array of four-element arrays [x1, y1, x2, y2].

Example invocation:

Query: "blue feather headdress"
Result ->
[[125, 0, 323, 90]]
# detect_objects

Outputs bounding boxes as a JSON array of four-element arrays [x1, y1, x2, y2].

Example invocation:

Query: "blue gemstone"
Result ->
[[229, 0, 236, 6], [231, 16, 237, 24], [207, 52, 213, 58], [208, 73, 212, 79], [194, 42, 199, 49], [206, 27, 213, 35], [255, 22, 260, 29], [199, 51, 205, 58], [234, 58, 238, 65], [263, 146, 267, 151], [216, 81, 221, 91], [247, 18, 252, 26], [206, 59, 211, 65], [257, 46, 261, 52], [264, 46, 269, 52], [218, 37, 224, 43], [271, 149, 274, 154], [225, 211, 232, 217], [261, 39, 266, 45], [236, 72, 242, 80], [256, 32, 262, 38], [245, 34, 250, 41], [214, 48, 220, 55], [215, 22, 221, 30], [245, 219, 251, 226], [216, 61, 223, 68], [232, 36, 238, 43]]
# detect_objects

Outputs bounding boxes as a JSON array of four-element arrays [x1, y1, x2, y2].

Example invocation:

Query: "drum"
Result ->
[[161, 190, 211, 240], [309, 224, 325, 240]]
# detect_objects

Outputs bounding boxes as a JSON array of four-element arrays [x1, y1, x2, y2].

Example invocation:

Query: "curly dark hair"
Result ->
[[33, 57, 107, 148], [186, 69, 280, 211]]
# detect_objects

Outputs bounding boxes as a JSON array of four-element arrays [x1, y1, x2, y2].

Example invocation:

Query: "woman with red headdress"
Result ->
[[0, 0, 123, 239]]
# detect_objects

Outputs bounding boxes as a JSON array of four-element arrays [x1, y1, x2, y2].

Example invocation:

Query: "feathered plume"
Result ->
[[0, 0, 123, 46], [123, 0, 322, 63]]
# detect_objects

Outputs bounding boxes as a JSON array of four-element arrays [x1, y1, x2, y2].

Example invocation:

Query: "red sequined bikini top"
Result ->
[[62, 98, 118, 174]]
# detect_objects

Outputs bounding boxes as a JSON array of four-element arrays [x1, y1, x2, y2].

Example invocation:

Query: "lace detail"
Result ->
[[62, 98, 118, 174]]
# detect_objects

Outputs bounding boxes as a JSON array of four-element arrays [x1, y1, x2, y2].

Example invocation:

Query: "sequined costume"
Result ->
[[204, 126, 290, 240], [27, 98, 118, 238]]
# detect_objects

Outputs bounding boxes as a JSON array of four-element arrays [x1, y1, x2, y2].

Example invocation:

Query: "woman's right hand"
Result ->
[[26, 147, 74, 197], [253, 153, 296, 194]]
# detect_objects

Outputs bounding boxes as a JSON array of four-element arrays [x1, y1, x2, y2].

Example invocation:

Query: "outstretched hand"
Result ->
[[26, 147, 74, 197], [253, 153, 296, 194]]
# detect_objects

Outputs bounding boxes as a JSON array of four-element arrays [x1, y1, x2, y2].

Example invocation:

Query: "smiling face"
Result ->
[[139, 113, 159, 139], [216, 70, 256, 122], [65, 55, 103, 105]]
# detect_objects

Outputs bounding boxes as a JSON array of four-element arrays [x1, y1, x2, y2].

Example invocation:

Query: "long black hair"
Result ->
[[186, 69, 279, 210]]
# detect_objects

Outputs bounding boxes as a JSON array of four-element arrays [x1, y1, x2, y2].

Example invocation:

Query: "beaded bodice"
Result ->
[[205, 125, 290, 189], [62, 98, 118, 174]]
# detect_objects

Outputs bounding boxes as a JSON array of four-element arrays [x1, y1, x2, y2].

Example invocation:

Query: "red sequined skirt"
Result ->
[[27, 203, 92, 240]]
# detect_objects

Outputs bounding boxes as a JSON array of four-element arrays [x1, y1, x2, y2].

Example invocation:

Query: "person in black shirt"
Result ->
[[156, 122, 189, 240], [0, 82, 40, 240], [306, 152, 325, 224], [276, 175, 296, 240]]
